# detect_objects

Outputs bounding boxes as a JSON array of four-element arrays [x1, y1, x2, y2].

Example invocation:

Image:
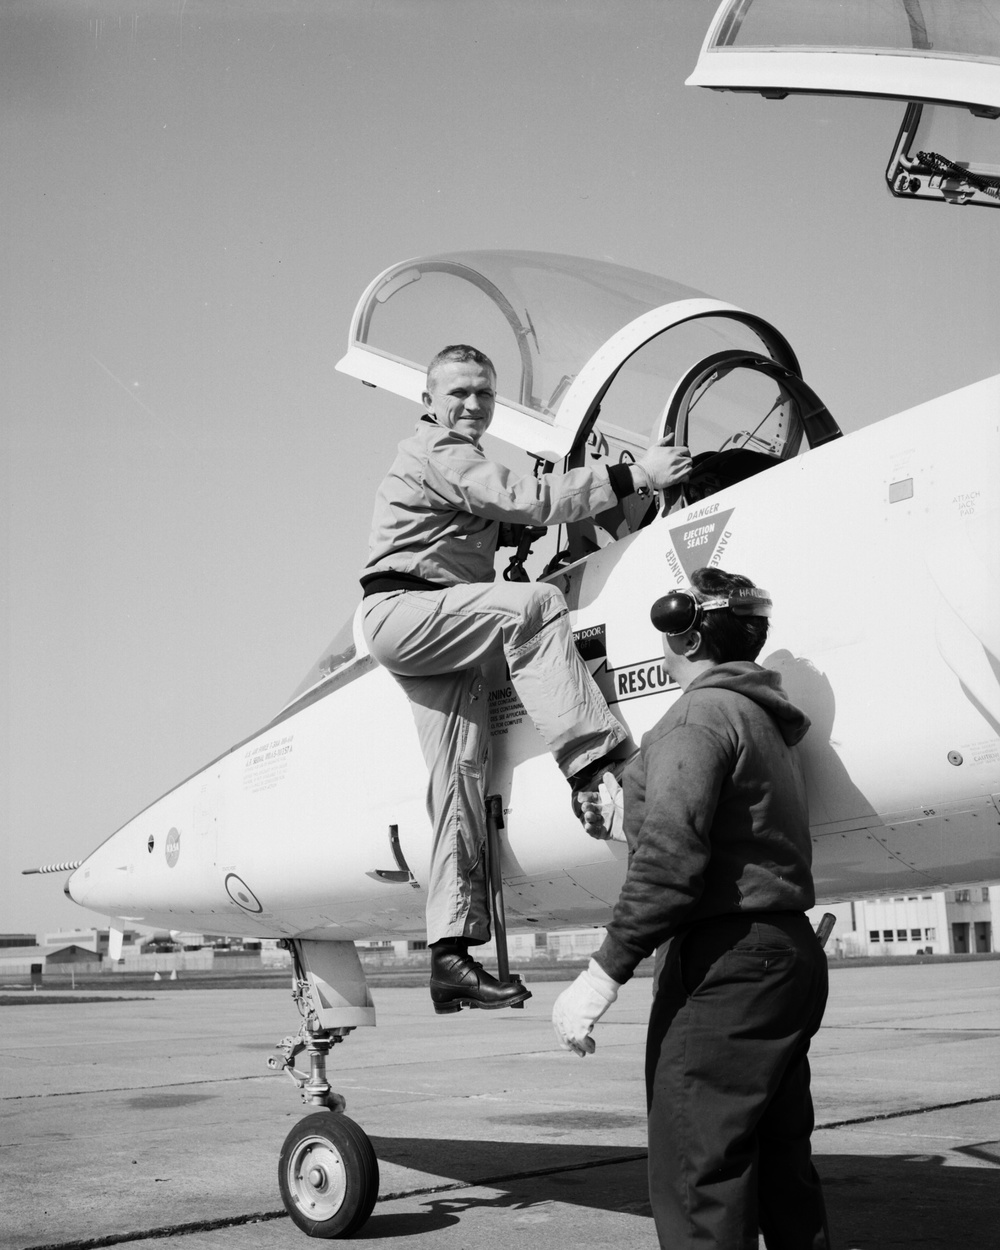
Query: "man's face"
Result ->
[[423, 360, 496, 445]]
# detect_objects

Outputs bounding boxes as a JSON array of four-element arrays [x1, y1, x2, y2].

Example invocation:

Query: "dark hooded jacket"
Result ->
[[595, 661, 814, 984]]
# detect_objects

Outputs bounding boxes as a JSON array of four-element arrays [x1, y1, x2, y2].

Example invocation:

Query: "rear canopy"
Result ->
[[686, 0, 1000, 208]]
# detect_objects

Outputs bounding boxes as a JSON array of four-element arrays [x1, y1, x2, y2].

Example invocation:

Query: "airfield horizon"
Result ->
[[3, 950, 1000, 1001]]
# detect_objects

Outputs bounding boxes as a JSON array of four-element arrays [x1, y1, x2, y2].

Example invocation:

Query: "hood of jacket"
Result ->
[[685, 661, 810, 746]]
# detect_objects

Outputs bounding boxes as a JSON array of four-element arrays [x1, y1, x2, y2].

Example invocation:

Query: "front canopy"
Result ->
[[335, 251, 799, 460]]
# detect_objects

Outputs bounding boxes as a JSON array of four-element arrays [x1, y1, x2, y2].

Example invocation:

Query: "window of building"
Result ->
[[907, 896, 917, 901], [925, 927, 936, 940], [534, 932, 548, 949], [409, 940, 427, 952], [897, 929, 907, 941], [983, 887, 991, 902], [869, 930, 880, 942], [954, 889, 971, 902], [910, 929, 921, 941], [883, 930, 894, 941], [922, 895, 933, 900]]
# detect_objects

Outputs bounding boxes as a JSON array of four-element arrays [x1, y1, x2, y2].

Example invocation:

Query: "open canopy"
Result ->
[[335, 251, 801, 461], [687, 0, 1000, 112], [687, 1, 1000, 209]]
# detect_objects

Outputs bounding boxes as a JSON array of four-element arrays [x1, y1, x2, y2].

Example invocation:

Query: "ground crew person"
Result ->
[[553, 566, 830, 1249], [360, 344, 691, 1014]]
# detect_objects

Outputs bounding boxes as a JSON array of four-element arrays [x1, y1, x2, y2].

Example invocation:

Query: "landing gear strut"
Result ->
[[269, 941, 379, 1238]]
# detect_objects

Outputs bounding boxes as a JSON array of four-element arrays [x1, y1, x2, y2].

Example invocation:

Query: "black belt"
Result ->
[[361, 573, 449, 597], [681, 909, 807, 931]]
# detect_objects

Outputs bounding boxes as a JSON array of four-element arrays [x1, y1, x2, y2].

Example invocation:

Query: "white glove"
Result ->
[[636, 435, 691, 491], [576, 771, 626, 841], [552, 959, 621, 1057]]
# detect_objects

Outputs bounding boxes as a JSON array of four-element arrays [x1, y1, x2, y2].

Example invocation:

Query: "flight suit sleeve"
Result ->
[[593, 724, 732, 984], [421, 434, 624, 526]]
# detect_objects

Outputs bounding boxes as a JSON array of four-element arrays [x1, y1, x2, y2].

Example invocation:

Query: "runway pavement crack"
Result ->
[[21, 1210, 290, 1250], [3, 1073, 276, 1102], [817, 1092, 1000, 1130]]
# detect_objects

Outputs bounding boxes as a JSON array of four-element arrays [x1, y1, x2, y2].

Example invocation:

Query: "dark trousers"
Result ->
[[645, 912, 830, 1250]]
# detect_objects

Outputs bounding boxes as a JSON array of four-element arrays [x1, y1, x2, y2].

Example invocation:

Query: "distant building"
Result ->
[[42, 928, 141, 955], [138, 931, 267, 952], [834, 886, 996, 956], [46, 944, 104, 967], [353, 888, 998, 963], [944, 886, 996, 953]]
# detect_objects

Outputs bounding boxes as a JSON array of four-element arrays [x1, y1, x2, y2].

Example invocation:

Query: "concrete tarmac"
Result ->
[[2, 960, 998, 1250]]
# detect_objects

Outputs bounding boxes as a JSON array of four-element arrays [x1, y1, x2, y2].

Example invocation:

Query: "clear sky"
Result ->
[[3, 0, 999, 936]]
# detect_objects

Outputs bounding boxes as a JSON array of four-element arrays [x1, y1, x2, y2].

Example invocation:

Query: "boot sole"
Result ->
[[431, 988, 532, 1015]]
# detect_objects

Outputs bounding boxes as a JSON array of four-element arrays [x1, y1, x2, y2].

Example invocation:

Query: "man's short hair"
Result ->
[[426, 344, 496, 389], [691, 567, 770, 663]]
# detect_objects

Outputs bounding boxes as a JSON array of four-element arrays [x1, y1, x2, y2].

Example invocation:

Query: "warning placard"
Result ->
[[573, 622, 678, 705], [243, 734, 294, 793], [488, 683, 527, 737], [668, 508, 734, 579], [591, 657, 677, 704]]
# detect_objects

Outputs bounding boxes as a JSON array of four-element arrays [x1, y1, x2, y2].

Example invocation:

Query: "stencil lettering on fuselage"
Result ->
[[574, 623, 607, 662], [668, 508, 734, 579], [573, 622, 678, 706], [488, 682, 527, 738], [486, 618, 680, 730], [242, 734, 294, 793]]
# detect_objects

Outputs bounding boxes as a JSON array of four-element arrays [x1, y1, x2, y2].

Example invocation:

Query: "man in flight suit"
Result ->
[[553, 567, 830, 1249], [360, 344, 691, 1013]]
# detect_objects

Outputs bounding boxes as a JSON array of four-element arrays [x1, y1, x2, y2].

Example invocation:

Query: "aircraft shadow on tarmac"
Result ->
[[361, 1138, 999, 1245], [364, 1136, 650, 1239], [818, 1150, 1000, 1247]]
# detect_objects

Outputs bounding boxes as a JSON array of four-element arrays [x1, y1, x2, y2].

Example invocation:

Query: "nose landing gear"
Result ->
[[269, 941, 379, 1238]]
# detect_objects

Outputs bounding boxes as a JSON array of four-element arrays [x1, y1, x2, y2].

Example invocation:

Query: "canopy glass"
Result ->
[[687, 0, 1000, 113], [336, 251, 795, 460], [709, 0, 1000, 61]]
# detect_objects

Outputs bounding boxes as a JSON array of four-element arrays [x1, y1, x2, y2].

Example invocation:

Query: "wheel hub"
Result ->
[[288, 1136, 347, 1218]]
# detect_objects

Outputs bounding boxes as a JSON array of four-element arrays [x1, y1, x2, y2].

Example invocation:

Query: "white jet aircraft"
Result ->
[[25, 0, 1000, 1238]]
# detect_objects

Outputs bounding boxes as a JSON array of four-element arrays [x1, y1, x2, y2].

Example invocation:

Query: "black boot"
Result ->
[[429, 939, 532, 1014]]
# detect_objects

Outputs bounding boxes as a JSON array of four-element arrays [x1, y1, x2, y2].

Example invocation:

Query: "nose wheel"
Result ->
[[278, 1111, 379, 1238]]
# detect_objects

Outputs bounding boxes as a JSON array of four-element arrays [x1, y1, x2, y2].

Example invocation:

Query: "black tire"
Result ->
[[278, 1111, 379, 1238]]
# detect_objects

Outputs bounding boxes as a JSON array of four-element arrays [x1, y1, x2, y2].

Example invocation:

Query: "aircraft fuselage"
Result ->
[[67, 375, 1000, 939]]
